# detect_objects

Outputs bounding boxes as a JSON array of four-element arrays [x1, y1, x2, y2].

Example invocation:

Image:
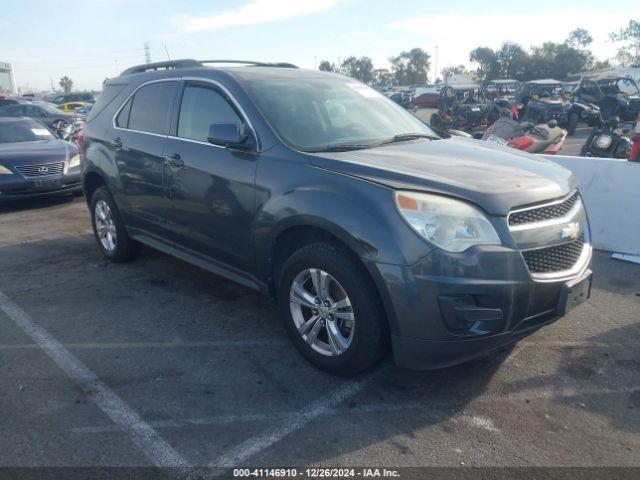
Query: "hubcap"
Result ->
[[94, 200, 117, 253], [289, 268, 355, 357]]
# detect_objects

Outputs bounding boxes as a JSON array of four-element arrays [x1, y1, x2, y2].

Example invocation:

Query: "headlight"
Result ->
[[68, 154, 81, 168], [595, 134, 612, 150], [0, 164, 13, 175], [395, 191, 501, 252]]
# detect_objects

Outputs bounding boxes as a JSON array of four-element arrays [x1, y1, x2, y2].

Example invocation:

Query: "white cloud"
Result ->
[[391, 10, 630, 68], [173, 0, 345, 33]]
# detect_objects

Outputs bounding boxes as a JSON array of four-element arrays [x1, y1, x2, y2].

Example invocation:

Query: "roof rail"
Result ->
[[121, 59, 201, 75], [121, 59, 298, 76], [199, 60, 298, 68]]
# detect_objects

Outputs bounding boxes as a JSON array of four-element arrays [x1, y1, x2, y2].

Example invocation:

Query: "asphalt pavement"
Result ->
[[0, 192, 638, 475]]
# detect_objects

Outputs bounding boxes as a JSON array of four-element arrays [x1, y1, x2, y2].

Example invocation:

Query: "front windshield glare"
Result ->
[[245, 76, 437, 151]]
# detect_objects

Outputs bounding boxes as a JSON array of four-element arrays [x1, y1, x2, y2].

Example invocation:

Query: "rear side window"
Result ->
[[177, 83, 243, 142], [115, 98, 132, 128], [128, 81, 177, 135]]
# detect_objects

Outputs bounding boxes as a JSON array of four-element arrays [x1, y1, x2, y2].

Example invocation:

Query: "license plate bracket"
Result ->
[[558, 273, 592, 316], [34, 178, 61, 189]]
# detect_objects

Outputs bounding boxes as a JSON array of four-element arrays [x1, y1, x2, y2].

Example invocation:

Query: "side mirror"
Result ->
[[548, 119, 558, 128], [207, 123, 252, 150]]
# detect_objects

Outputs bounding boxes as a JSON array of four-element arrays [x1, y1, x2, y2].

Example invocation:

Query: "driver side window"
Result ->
[[177, 83, 244, 143]]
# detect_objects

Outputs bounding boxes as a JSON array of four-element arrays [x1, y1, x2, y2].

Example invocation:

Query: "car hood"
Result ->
[[0, 139, 76, 166], [308, 138, 575, 216]]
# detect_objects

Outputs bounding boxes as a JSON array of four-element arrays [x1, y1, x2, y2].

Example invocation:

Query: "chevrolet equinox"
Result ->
[[81, 60, 592, 375]]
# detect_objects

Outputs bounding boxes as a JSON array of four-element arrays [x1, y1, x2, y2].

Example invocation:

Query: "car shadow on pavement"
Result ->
[[0, 194, 76, 214]]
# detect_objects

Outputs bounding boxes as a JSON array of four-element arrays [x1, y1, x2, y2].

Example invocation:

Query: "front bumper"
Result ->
[[377, 243, 592, 370], [0, 170, 81, 201]]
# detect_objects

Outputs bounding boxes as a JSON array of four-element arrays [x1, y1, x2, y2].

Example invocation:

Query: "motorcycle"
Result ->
[[580, 116, 633, 159], [52, 119, 83, 147], [480, 109, 567, 154]]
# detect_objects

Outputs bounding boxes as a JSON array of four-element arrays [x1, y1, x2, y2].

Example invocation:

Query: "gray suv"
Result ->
[[82, 60, 592, 375]]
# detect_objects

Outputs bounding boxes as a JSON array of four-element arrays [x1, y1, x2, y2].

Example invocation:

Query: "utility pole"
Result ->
[[434, 45, 439, 84], [314, 55, 317, 70], [144, 41, 151, 64]]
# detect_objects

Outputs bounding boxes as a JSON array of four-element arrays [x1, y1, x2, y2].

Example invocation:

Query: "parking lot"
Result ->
[[414, 108, 590, 156], [0, 196, 639, 473]]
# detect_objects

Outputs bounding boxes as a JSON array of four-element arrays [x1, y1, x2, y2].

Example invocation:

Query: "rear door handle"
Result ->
[[109, 137, 123, 150], [164, 153, 184, 169]]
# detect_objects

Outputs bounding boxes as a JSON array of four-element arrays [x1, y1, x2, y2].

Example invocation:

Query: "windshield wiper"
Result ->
[[380, 133, 439, 144], [306, 143, 373, 152], [306, 133, 438, 153]]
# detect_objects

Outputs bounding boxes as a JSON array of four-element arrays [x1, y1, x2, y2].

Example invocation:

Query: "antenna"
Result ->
[[164, 45, 171, 61], [144, 41, 151, 64]]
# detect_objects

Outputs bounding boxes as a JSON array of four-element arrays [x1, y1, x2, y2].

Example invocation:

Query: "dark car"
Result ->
[[81, 59, 592, 375], [0, 97, 21, 108], [0, 117, 81, 200], [51, 92, 96, 104], [0, 101, 75, 129], [574, 75, 640, 122]]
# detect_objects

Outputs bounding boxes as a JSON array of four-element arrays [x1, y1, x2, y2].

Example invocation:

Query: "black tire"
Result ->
[[278, 243, 389, 376], [90, 186, 141, 262], [567, 112, 579, 136]]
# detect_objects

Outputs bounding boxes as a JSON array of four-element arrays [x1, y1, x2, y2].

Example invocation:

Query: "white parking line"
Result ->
[[209, 375, 374, 468], [0, 290, 189, 469]]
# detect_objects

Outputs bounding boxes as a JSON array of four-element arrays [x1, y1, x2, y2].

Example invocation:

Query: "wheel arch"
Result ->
[[266, 221, 401, 336]]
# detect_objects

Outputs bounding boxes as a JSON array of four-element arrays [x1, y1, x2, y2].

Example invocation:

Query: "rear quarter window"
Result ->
[[86, 83, 128, 123]]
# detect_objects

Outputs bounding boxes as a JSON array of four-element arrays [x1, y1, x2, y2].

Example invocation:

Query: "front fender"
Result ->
[[254, 168, 434, 284]]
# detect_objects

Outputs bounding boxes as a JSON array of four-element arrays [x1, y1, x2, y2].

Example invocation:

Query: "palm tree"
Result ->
[[59, 76, 73, 94]]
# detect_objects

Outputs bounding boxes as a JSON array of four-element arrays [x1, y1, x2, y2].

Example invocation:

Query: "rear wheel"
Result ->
[[278, 243, 388, 376], [90, 186, 141, 262]]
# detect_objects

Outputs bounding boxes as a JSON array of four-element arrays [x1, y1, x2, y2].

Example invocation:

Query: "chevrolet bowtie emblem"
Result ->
[[561, 222, 580, 240]]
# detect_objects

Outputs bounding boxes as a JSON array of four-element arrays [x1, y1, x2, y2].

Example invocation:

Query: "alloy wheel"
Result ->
[[289, 268, 355, 356], [94, 200, 117, 253]]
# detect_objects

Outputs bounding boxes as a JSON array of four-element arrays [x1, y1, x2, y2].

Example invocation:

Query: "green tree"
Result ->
[[371, 68, 394, 88], [340, 56, 374, 83], [567, 28, 593, 48], [610, 19, 640, 66], [318, 60, 337, 72], [469, 47, 499, 81], [389, 48, 431, 85], [495, 42, 529, 79], [59, 76, 73, 94]]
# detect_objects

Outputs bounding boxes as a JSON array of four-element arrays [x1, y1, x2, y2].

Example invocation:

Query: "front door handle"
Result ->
[[164, 153, 184, 169], [110, 137, 123, 150]]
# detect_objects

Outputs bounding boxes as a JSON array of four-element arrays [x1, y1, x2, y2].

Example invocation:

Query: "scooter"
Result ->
[[481, 110, 567, 154], [580, 116, 633, 159]]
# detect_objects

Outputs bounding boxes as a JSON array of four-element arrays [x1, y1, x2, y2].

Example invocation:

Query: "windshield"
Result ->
[[598, 78, 639, 95], [530, 84, 563, 97], [242, 76, 437, 151], [0, 119, 55, 143]]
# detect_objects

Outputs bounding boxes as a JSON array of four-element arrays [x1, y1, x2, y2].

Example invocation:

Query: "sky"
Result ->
[[1, 0, 636, 92]]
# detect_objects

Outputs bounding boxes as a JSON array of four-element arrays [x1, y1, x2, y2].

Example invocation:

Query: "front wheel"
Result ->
[[278, 243, 388, 376]]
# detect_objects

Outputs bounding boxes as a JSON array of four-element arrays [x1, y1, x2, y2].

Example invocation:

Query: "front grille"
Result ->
[[15, 162, 64, 177], [509, 192, 579, 226], [522, 233, 585, 274]]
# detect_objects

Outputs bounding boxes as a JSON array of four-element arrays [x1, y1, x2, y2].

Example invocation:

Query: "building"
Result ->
[[0, 61, 16, 94]]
